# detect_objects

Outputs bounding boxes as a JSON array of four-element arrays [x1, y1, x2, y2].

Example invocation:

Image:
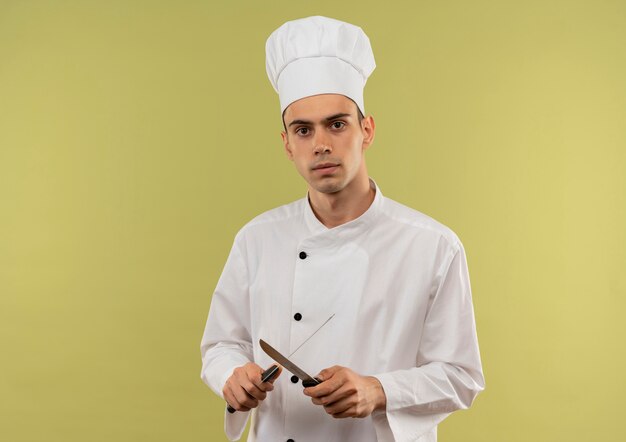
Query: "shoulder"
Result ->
[[233, 197, 306, 241], [379, 195, 462, 252], [247, 198, 305, 227]]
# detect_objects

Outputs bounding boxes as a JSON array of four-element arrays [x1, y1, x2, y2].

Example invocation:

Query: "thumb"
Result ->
[[317, 365, 341, 382], [268, 365, 283, 383]]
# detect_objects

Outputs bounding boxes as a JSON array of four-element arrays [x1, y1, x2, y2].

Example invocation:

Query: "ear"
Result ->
[[361, 115, 376, 151], [281, 130, 294, 161]]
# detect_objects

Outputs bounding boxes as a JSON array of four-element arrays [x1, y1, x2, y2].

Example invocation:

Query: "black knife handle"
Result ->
[[227, 365, 280, 413], [302, 377, 322, 388]]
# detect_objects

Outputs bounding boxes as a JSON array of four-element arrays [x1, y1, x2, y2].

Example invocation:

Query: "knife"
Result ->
[[260, 339, 321, 388], [226, 314, 334, 413]]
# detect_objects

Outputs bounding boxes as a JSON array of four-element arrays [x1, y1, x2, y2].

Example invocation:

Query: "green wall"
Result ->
[[1, 0, 625, 440]]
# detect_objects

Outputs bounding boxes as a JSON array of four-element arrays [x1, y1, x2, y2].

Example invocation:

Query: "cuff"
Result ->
[[372, 373, 449, 441], [224, 407, 250, 441]]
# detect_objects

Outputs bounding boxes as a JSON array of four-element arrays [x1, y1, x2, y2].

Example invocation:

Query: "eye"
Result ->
[[295, 127, 310, 136], [331, 121, 345, 130]]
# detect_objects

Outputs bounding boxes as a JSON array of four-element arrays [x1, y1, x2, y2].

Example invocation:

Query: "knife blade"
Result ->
[[259, 339, 321, 387]]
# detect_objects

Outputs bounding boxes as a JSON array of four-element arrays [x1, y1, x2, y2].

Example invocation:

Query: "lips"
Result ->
[[312, 162, 340, 171]]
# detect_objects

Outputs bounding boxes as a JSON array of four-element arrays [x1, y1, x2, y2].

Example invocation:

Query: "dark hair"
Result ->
[[282, 100, 365, 132]]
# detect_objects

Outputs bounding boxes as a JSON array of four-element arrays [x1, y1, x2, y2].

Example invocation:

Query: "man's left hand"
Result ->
[[303, 365, 386, 418]]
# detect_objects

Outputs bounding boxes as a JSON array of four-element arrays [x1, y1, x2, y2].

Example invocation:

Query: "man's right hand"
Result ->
[[223, 362, 282, 412]]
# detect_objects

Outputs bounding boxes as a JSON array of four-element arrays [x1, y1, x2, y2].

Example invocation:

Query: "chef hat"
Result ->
[[265, 15, 376, 115]]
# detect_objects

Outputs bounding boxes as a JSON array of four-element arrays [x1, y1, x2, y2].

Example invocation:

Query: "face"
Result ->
[[281, 94, 375, 195]]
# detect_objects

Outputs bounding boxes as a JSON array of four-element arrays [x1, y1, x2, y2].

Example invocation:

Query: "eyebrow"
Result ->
[[287, 113, 352, 128]]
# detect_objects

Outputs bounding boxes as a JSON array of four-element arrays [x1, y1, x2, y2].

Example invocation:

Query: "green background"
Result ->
[[1, 0, 625, 440]]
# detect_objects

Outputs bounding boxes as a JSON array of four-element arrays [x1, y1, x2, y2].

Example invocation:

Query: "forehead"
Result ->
[[283, 94, 358, 122]]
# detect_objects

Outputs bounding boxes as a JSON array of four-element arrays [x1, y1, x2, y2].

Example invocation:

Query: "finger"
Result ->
[[243, 380, 267, 401], [260, 365, 281, 388], [304, 373, 344, 398], [311, 384, 353, 407], [329, 404, 359, 419], [232, 384, 260, 409], [237, 370, 268, 399], [245, 365, 265, 386], [317, 365, 342, 382], [267, 365, 283, 384], [322, 395, 358, 417], [304, 380, 338, 397], [224, 385, 251, 412]]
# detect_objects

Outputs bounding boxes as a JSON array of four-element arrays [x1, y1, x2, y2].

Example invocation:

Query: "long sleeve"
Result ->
[[200, 233, 253, 441], [372, 242, 485, 441]]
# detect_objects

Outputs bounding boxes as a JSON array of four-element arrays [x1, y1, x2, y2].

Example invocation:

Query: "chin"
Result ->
[[313, 181, 345, 194]]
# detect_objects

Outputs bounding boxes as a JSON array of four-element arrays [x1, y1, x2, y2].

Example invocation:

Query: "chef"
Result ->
[[200, 15, 484, 442]]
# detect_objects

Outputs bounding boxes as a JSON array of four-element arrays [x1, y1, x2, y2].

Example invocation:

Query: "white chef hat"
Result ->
[[265, 15, 376, 115]]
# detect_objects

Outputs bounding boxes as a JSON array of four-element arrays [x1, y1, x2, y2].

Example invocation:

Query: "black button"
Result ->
[[290, 375, 299, 383], [294, 313, 302, 321], [287, 439, 295, 442], [299, 251, 307, 259]]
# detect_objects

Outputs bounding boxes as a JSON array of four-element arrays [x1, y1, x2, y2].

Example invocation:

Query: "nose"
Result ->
[[313, 134, 332, 155]]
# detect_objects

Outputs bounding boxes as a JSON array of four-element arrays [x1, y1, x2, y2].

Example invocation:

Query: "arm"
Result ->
[[199, 233, 258, 441], [304, 242, 484, 441], [372, 242, 485, 440]]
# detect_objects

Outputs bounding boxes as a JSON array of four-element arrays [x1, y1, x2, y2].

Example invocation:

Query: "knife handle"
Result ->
[[302, 377, 322, 388], [227, 365, 280, 413]]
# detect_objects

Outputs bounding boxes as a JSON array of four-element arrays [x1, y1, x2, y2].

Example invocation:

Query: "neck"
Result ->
[[308, 175, 375, 228]]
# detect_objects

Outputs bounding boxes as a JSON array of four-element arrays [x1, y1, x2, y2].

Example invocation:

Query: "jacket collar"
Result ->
[[302, 178, 383, 244]]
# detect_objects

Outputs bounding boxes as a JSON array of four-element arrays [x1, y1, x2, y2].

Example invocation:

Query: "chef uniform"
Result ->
[[200, 16, 484, 442]]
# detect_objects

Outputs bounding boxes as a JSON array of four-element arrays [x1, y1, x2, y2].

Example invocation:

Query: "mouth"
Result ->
[[312, 162, 340, 172]]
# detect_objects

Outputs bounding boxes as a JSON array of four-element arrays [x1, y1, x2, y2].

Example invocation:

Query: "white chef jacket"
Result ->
[[200, 179, 484, 442]]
